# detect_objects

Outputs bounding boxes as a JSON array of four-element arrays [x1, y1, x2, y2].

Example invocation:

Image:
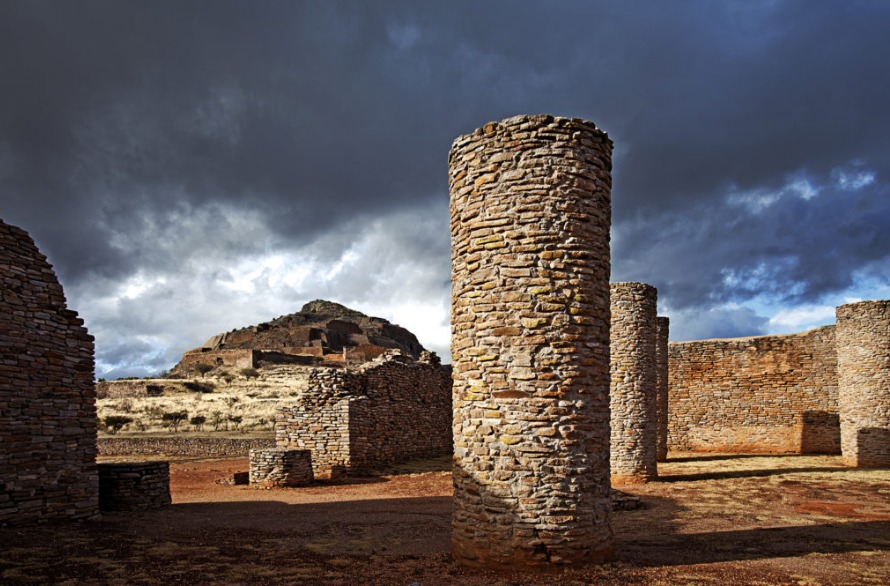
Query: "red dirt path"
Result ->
[[1, 453, 888, 585]]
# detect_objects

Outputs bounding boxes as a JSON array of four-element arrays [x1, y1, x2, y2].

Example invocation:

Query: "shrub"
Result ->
[[103, 415, 133, 434], [228, 415, 243, 431], [190, 415, 206, 431], [183, 381, 215, 393], [240, 367, 259, 379], [210, 411, 226, 431], [161, 410, 189, 432], [194, 363, 214, 377]]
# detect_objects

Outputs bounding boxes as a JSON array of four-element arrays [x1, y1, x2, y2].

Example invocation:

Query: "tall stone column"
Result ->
[[610, 282, 658, 484], [836, 300, 890, 468], [450, 115, 613, 568], [655, 316, 670, 462]]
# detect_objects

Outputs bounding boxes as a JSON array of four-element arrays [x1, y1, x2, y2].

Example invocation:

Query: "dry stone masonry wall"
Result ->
[[836, 301, 890, 468], [668, 326, 838, 454], [609, 282, 658, 484], [655, 316, 670, 462], [1, 220, 99, 525], [449, 115, 614, 569], [276, 351, 451, 478], [249, 448, 313, 487], [97, 462, 171, 511]]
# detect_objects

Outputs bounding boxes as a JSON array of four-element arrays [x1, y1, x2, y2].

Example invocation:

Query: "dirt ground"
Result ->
[[1, 453, 888, 585]]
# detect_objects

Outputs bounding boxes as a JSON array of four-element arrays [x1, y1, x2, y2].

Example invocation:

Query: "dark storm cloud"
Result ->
[[1, 1, 889, 369]]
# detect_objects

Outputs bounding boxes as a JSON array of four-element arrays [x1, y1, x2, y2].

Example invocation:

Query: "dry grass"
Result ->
[[97, 366, 310, 435]]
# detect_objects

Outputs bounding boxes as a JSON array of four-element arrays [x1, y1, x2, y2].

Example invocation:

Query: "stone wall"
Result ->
[[98, 436, 274, 457], [97, 461, 171, 511], [275, 351, 452, 478], [449, 115, 614, 568], [836, 300, 890, 467], [249, 448, 313, 487], [655, 316, 670, 462], [610, 282, 658, 484], [668, 326, 838, 454], [176, 348, 257, 373], [0, 220, 99, 525]]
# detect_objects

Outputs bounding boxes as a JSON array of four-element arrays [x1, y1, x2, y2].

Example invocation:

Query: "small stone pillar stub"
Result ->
[[655, 316, 670, 462], [610, 282, 659, 484], [836, 300, 890, 468], [98, 461, 171, 511], [450, 114, 614, 569], [249, 448, 314, 487]]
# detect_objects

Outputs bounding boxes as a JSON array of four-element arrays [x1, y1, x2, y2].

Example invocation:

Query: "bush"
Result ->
[[103, 415, 133, 434], [183, 381, 215, 393], [194, 363, 214, 377], [210, 411, 226, 431], [240, 367, 259, 379], [190, 415, 206, 431], [228, 415, 243, 431], [161, 410, 189, 432]]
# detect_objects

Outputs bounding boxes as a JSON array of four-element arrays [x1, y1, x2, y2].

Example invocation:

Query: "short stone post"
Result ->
[[655, 316, 670, 462], [450, 114, 614, 568], [836, 300, 890, 468], [249, 448, 314, 487], [610, 282, 658, 484]]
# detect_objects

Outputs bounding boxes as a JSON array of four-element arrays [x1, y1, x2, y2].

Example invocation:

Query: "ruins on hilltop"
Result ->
[[169, 299, 427, 376]]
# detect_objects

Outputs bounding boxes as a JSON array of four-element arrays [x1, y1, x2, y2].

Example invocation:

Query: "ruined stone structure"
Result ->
[[610, 282, 658, 484], [668, 326, 838, 453], [836, 301, 890, 468], [655, 316, 670, 462], [0, 220, 99, 525], [450, 115, 613, 568], [276, 350, 451, 478], [97, 461, 171, 511], [249, 448, 313, 487], [170, 300, 425, 376]]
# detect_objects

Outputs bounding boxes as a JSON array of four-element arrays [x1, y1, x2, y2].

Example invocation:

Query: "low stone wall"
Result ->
[[668, 326, 838, 454], [98, 461, 171, 511], [98, 436, 274, 457], [276, 350, 452, 478], [249, 448, 313, 487]]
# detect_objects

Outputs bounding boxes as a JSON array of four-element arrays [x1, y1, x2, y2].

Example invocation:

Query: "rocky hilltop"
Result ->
[[169, 300, 428, 376]]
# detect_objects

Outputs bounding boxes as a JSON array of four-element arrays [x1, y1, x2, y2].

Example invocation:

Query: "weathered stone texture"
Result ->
[[836, 300, 890, 468], [276, 350, 451, 478], [450, 115, 613, 568], [610, 282, 658, 484], [99, 436, 275, 458], [1, 220, 98, 525], [668, 326, 838, 454], [97, 462, 171, 511], [249, 448, 313, 487], [655, 316, 670, 462]]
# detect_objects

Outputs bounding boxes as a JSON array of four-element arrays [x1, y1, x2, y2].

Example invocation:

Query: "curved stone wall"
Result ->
[[609, 282, 658, 483], [836, 300, 890, 468], [450, 114, 613, 568], [0, 220, 98, 525], [98, 461, 171, 511], [655, 316, 670, 462]]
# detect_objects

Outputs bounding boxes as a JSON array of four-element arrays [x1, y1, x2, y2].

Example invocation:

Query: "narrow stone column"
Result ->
[[655, 316, 670, 462], [450, 114, 613, 568], [610, 282, 658, 484], [836, 300, 890, 468]]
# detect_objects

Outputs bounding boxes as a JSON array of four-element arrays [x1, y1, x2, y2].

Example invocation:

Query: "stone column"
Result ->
[[655, 316, 670, 462], [450, 114, 613, 569], [610, 282, 658, 484], [836, 300, 890, 468]]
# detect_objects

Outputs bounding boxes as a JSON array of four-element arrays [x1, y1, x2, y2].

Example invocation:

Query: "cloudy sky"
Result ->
[[2, 1, 888, 378]]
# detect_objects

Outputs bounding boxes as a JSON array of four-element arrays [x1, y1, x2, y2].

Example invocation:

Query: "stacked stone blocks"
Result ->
[[276, 350, 451, 478], [0, 220, 99, 525], [668, 326, 838, 454], [836, 300, 890, 468], [249, 448, 313, 487], [655, 316, 670, 462], [450, 115, 614, 568], [609, 282, 658, 484], [97, 461, 171, 511]]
